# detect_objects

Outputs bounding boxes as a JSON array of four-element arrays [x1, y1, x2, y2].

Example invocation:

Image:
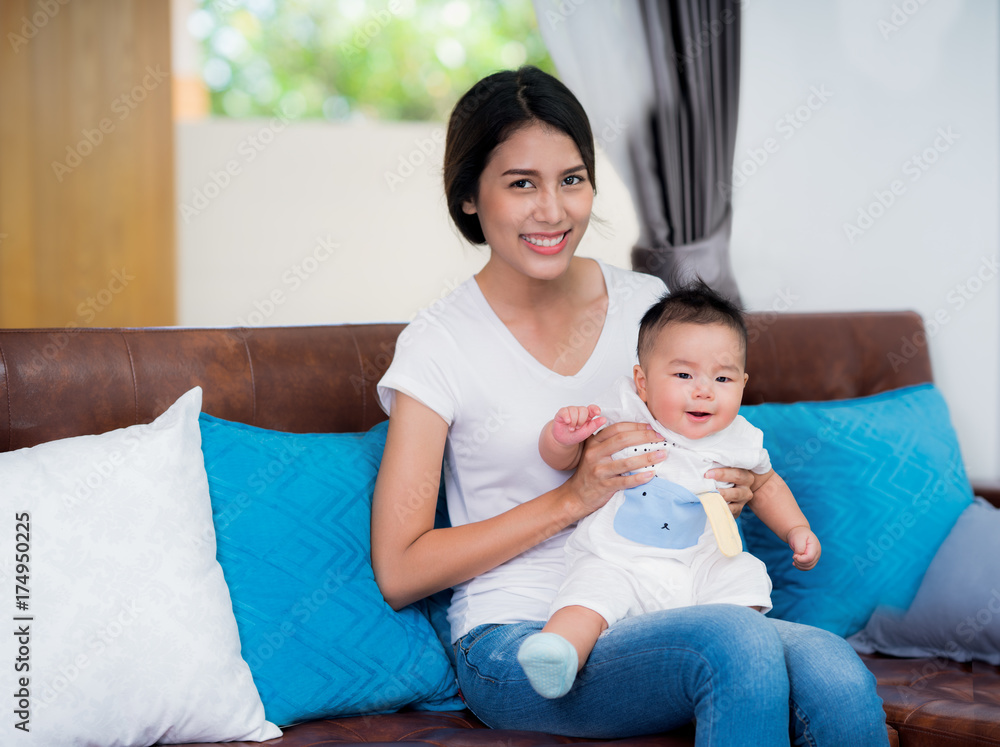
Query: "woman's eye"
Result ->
[[563, 174, 584, 186], [511, 179, 533, 189]]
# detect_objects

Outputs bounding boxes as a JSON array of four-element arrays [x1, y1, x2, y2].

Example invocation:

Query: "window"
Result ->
[[189, 0, 555, 121]]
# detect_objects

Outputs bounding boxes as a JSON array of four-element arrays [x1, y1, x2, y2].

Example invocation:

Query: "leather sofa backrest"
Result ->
[[0, 312, 933, 452]]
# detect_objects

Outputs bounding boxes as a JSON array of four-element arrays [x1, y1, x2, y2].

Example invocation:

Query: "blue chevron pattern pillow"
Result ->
[[740, 383, 973, 638], [198, 415, 461, 727]]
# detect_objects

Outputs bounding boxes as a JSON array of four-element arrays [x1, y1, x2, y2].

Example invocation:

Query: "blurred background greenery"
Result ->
[[192, 0, 555, 122]]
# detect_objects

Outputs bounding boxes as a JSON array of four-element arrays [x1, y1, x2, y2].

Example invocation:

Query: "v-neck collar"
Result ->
[[468, 259, 613, 382]]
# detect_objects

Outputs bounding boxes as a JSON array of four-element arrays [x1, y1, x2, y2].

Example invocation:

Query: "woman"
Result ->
[[371, 66, 887, 746]]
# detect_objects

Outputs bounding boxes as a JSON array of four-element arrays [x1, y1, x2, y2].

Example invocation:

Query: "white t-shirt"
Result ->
[[377, 259, 667, 641]]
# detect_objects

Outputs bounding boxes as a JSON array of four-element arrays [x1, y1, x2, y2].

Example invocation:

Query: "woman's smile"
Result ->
[[521, 230, 570, 255]]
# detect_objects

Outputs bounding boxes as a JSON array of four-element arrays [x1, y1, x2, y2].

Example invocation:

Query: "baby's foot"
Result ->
[[517, 632, 579, 699]]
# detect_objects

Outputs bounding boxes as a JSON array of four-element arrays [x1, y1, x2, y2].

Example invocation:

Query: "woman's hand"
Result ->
[[562, 421, 666, 519], [706, 467, 755, 517]]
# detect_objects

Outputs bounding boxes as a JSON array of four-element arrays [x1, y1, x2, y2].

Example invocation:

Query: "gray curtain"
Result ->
[[533, 0, 742, 302]]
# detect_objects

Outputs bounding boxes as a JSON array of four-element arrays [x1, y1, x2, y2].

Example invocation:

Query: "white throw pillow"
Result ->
[[0, 387, 281, 746]]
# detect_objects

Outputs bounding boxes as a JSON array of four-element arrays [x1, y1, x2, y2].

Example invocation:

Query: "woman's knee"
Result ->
[[776, 618, 876, 686], [644, 605, 788, 693], [773, 619, 887, 736], [695, 604, 784, 661], [655, 606, 790, 737]]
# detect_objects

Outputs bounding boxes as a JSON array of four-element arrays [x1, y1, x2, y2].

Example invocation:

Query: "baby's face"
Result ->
[[634, 321, 748, 440]]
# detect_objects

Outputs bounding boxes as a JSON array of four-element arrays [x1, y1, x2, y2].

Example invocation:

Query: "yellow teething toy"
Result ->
[[698, 492, 742, 557]]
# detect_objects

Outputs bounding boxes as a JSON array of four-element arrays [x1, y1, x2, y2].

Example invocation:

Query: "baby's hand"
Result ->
[[552, 405, 605, 446], [787, 526, 821, 571]]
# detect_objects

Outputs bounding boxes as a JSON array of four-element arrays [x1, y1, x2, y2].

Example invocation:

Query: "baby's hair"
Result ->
[[637, 279, 748, 365]]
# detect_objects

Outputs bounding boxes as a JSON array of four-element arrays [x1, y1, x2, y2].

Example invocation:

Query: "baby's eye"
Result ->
[[674, 372, 692, 379], [716, 376, 731, 383]]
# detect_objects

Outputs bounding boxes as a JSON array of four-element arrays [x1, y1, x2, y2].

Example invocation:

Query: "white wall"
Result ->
[[176, 0, 998, 481], [730, 0, 998, 481], [176, 119, 636, 326]]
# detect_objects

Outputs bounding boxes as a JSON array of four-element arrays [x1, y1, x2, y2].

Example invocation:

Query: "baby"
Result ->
[[518, 281, 821, 699]]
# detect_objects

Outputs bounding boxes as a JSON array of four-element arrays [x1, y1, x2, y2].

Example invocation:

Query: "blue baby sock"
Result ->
[[517, 632, 579, 699]]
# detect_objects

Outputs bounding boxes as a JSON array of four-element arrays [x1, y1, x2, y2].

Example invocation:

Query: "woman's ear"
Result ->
[[633, 364, 649, 402], [462, 198, 477, 215]]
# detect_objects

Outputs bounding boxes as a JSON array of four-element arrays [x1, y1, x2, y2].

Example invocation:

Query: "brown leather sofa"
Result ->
[[1, 311, 998, 747]]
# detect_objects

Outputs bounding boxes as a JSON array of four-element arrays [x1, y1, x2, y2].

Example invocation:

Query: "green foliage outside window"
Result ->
[[192, 0, 555, 122]]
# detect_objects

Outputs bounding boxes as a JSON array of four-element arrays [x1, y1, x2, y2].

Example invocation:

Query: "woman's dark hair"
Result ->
[[637, 280, 748, 365], [443, 66, 596, 245]]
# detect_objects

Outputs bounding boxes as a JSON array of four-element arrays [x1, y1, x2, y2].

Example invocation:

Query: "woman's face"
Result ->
[[463, 122, 593, 281]]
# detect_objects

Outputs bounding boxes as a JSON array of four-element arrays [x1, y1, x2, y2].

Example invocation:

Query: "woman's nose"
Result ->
[[533, 188, 566, 224]]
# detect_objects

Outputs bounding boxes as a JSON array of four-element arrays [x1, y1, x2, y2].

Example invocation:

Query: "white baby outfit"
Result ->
[[550, 376, 774, 626]]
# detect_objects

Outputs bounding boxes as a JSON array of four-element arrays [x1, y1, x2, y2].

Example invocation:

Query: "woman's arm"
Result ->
[[371, 392, 666, 610], [371, 393, 582, 609]]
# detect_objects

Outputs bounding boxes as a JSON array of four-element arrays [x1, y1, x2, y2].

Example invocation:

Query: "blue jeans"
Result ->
[[454, 605, 888, 746]]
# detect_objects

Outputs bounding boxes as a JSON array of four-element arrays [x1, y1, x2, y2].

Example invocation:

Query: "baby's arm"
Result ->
[[748, 470, 821, 570], [539, 405, 605, 471]]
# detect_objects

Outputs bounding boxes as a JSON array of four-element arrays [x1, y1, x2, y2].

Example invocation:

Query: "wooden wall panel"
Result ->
[[0, 0, 175, 327]]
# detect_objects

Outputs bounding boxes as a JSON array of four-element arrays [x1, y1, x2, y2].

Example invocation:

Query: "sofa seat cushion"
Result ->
[[864, 654, 1000, 746], [167, 710, 703, 746], [167, 708, 907, 747]]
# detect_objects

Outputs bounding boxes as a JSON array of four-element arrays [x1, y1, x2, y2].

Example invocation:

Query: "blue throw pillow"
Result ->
[[740, 383, 973, 638], [848, 497, 1000, 664], [199, 415, 462, 727]]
